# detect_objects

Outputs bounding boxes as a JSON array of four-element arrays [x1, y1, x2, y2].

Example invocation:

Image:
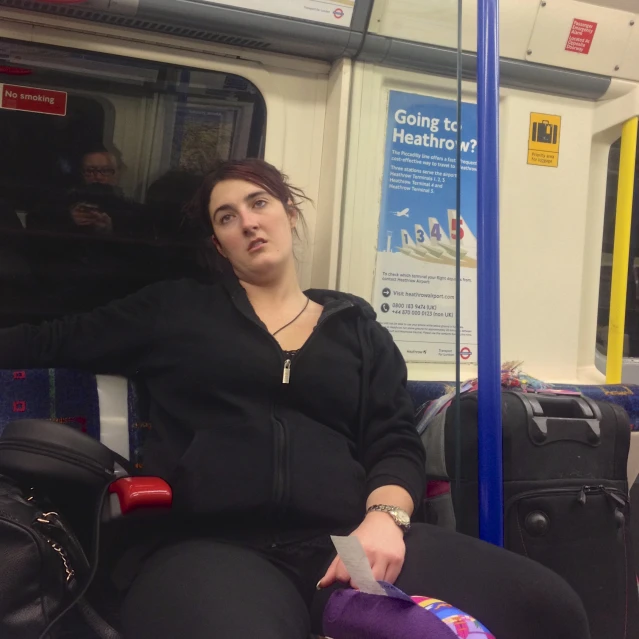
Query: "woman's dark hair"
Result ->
[[185, 158, 311, 273]]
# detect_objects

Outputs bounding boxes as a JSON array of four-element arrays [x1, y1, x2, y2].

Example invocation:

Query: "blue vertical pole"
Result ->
[[477, 0, 503, 546]]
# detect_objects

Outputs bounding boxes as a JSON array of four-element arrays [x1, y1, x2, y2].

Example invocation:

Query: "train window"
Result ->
[[597, 138, 639, 359], [0, 40, 266, 327]]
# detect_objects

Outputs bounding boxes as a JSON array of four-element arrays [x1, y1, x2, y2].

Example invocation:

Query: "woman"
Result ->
[[0, 159, 589, 639]]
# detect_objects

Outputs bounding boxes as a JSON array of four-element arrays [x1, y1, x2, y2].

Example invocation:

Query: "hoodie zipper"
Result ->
[[229, 291, 356, 509], [282, 360, 291, 384], [274, 308, 352, 507], [273, 417, 286, 508], [276, 309, 352, 507]]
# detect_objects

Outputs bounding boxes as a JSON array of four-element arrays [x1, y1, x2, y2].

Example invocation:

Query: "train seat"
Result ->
[[2, 369, 639, 479], [0, 368, 131, 460], [0, 368, 172, 521]]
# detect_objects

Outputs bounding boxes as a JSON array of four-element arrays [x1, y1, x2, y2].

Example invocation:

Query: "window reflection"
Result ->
[[0, 40, 266, 327]]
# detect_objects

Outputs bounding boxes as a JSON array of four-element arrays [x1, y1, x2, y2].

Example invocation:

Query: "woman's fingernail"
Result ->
[[316, 580, 323, 590]]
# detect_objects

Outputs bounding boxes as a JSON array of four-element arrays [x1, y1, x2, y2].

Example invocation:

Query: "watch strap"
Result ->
[[366, 504, 411, 531]]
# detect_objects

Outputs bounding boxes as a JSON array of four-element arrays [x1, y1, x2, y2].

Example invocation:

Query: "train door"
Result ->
[[594, 137, 639, 381]]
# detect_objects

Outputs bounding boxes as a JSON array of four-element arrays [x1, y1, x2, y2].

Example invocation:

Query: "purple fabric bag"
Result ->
[[323, 582, 457, 639]]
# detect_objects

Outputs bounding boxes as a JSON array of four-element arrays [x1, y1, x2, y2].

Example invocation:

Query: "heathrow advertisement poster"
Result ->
[[372, 91, 478, 364]]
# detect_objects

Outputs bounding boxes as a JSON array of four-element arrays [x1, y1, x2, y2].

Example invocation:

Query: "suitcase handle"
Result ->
[[516, 393, 602, 446]]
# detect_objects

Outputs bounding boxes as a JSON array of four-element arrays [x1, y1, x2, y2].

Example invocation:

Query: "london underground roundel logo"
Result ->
[[333, 7, 344, 18], [460, 347, 472, 360]]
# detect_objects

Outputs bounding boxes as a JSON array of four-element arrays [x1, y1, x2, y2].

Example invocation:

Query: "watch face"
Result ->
[[394, 509, 411, 526]]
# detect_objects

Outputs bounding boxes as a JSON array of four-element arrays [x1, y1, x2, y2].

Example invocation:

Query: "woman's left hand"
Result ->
[[319, 511, 406, 589]]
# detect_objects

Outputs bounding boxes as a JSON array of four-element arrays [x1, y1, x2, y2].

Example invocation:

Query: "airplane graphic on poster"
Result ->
[[414, 223, 444, 258], [398, 209, 476, 268], [399, 229, 433, 261]]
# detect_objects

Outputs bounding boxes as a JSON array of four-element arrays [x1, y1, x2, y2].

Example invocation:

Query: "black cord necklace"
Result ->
[[272, 297, 310, 337]]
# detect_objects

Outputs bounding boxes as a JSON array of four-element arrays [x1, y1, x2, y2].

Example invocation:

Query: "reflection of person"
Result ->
[[0, 160, 589, 639], [0, 197, 30, 283], [139, 170, 204, 282], [145, 170, 202, 238], [29, 145, 148, 238], [69, 200, 113, 233], [26, 147, 124, 234], [69, 149, 122, 233], [81, 149, 121, 186]]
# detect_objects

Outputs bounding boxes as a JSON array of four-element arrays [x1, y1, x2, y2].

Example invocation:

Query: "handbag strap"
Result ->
[[76, 598, 122, 639], [39, 480, 122, 639], [112, 449, 136, 477]]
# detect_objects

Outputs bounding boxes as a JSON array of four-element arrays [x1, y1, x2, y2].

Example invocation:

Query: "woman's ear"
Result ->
[[288, 202, 299, 230]]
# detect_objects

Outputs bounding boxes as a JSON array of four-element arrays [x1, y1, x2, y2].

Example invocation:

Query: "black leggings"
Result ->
[[121, 523, 590, 639]]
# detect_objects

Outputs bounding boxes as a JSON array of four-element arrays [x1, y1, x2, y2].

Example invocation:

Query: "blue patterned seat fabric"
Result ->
[[0, 369, 100, 439]]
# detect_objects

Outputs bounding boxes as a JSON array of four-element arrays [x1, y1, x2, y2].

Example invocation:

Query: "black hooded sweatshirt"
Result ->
[[0, 277, 426, 531]]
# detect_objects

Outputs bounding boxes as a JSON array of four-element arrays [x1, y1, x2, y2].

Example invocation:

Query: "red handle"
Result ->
[[109, 477, 172, 515]]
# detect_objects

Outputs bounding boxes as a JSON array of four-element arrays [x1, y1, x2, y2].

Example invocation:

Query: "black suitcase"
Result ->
[[423, 390, 638, 639]]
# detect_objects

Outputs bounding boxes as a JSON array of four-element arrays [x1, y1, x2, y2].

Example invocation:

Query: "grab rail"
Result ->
[[607, 117, 638, 384]]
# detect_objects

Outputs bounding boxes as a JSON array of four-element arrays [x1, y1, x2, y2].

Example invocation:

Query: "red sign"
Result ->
[[1, 84, 67, 116], [565, 18, 597, 55], [0, 66, 32, 76], [460, 347, 472, 361]]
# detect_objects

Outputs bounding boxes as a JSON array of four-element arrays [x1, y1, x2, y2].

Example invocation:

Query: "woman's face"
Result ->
[[209, 179, 297, 279]]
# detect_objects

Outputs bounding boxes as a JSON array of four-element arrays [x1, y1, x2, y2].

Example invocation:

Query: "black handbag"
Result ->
[[0, 419, 129, 639]]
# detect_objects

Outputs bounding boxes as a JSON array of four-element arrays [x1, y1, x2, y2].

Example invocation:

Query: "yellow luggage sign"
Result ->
[[528, 113, 561, 168]]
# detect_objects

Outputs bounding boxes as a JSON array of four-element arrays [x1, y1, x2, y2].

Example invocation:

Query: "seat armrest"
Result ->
[[106, 476, 172, 518]]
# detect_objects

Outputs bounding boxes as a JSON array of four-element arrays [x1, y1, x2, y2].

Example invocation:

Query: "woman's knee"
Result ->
[[121, 539, 311, 639], [504, 560, 590, 638], [399, 525, 590, 639]]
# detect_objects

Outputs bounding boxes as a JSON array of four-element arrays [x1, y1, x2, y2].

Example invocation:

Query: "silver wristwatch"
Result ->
[[366, 504, 411, 533]]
